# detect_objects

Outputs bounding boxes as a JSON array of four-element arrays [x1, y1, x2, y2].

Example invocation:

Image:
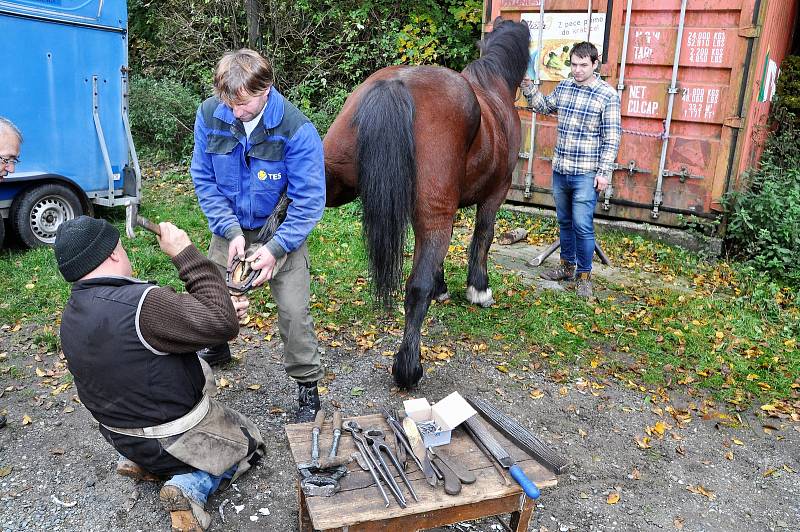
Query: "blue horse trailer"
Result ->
[[0, 0, 140, 248]]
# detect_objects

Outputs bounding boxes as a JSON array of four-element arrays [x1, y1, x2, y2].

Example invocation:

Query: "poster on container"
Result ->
[[521, 12, 606, 82]]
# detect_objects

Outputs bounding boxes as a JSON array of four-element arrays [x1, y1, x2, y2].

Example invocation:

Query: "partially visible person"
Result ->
[[55, 216, 265, 531], [190, 48, 326, 422], [522, 41, 621, 299], [0, 117, 22, 428], [0, 116, 22, 181]]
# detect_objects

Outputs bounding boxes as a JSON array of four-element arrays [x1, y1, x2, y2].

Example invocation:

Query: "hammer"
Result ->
[[125, 203, 161, 237]]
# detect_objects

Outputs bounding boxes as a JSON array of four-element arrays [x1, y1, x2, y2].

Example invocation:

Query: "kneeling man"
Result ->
[[55, 216, 264, 531]]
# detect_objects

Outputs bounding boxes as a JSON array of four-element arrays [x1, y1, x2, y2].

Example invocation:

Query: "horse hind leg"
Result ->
[[432, 263, 450, 303], [394, 231, 450, 389], [466, 198, 504, 307]]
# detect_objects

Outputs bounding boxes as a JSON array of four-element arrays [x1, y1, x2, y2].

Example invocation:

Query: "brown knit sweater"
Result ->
[[138, 245, 239, 353]]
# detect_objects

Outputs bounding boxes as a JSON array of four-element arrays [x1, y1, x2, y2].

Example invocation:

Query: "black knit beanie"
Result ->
[[54, 216, 120, 282]]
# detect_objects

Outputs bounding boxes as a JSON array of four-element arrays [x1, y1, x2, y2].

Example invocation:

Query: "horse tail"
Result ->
[[352, 79, 416, 307]]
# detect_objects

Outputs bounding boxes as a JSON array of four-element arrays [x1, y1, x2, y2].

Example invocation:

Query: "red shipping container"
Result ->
[[486, 0, 798, 230]]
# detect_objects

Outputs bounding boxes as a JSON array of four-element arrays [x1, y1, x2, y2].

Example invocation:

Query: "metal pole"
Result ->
[[652, 0, 688, 219], [604, 0, 634, 211], [616, 0, 633, 99], [92, 76, 116, 203], [586, 0, 593, 42], [523, 0, 545, 198]]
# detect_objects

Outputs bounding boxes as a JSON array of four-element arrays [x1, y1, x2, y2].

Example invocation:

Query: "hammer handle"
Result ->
[[137, 215, 161, 236]]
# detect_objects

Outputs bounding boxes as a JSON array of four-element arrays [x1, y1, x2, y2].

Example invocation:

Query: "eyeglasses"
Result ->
[[0, 155, 20, 166]]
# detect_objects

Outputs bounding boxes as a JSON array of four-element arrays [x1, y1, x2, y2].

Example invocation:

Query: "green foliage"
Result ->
[[128, 0, 483, 136], [129, 77, 201, 162], [776, 55, 800, 120], [724, 105, 800, 286]]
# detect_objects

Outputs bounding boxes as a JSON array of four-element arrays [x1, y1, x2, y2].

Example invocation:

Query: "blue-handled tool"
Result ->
[[463, 415, 540, 499]]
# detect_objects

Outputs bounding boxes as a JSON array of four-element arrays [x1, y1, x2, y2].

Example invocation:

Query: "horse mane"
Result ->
[[462, 18, 531, 93]]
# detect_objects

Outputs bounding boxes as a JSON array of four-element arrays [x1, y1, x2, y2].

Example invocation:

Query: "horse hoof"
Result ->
[[434, 292, 451, 303], [466, 286, 495, 307], [392, 358, 423, 390]]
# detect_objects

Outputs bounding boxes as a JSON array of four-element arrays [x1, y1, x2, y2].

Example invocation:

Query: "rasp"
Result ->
[[463, 415, 540, 499], [467, 396, 570, 474]]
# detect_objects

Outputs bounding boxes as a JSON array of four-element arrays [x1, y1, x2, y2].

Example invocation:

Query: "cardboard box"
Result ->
[[403, 392, 477, 447]]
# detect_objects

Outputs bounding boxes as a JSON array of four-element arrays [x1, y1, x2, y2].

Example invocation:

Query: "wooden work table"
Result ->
[[285, 413, 558, 531]]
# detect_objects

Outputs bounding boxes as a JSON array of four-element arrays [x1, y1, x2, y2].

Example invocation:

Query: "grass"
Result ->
[[0, 170, 798, 413]]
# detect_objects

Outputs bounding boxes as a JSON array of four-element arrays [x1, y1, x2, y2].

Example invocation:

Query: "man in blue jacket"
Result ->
[[191, 49, 325, 423]]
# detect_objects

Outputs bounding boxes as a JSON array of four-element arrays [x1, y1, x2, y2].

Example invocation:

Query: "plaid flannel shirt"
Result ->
[[525, 75, 621, 179]]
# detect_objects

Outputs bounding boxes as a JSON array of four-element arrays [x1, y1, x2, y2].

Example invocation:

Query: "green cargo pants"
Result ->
[[208, 231, 323, 383]]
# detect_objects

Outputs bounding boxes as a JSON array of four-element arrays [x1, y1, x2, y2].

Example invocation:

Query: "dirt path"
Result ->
[[1, 241, 798, 531]]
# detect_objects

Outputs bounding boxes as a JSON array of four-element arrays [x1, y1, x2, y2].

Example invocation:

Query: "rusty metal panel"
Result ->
[[490, 0, 796, 229]]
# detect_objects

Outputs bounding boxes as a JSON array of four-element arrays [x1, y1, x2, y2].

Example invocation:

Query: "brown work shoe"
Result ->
[[540, 260, 576, 281], [160, 484, 212, 532], [116, 458, 161, 482], [576, 272, 593, 299]]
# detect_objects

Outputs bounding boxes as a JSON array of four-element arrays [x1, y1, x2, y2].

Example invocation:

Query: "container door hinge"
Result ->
[[723, 116, 744, 129], [738, 25, 760, 38]]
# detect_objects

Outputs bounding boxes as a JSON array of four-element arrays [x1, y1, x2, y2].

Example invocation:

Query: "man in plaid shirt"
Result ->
[[522, 41, 621, 299]]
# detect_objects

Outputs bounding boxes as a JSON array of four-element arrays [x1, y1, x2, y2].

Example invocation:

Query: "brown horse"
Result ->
[[323, 18, 531, 389]]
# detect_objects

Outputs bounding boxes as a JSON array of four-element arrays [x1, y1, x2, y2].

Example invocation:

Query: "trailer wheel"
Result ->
[[11, 184, 84, 248]]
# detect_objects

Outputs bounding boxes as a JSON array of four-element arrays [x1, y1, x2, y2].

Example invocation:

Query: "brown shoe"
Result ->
[[116, 458, 161, 482], [576, 272, 593, 299], [160, 484, 212, 531], [540, 260, 576, 281]]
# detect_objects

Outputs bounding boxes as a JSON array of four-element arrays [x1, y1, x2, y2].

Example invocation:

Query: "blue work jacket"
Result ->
[[190, 89, 325, 255]]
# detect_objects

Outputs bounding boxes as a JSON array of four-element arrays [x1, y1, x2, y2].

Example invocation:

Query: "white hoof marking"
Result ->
[[466, 286, 495, 307]]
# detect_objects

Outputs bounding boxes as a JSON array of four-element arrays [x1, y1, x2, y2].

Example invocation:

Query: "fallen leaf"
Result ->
[[631, 468, 641, 480], [635, 435, 651, 449], [22, 414, 32, 425], [674, 516, 685, 529], [350, 387, 364, 397], [763, 468, 778, 478], [35, 367, 46, 377], [724, 450, 734, 460], [559, 387, 568, 397], [50, 448, 65, 455], [578, 428, 587, 438], [732, 438, 744, 446], [218, 377, 231, 388], [607, 491, 620, 504], [686, 484, 716, 500], [0, 466, 12, 477], [25, 283, 35, 290], [529, 389, 544, 399], [247, 384, 261, 391], [317, 386, 328, 395]]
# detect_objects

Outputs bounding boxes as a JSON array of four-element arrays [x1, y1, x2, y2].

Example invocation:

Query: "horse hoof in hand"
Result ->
[[466, 286, 495, 307]]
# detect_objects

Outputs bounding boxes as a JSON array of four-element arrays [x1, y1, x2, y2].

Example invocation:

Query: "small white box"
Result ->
[[402, 398, 432, 423], [431, 391, 477, 431], [403, 392, 477, 447]]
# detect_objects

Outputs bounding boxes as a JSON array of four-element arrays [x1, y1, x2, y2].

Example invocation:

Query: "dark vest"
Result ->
[[60, 277, 205, 429]]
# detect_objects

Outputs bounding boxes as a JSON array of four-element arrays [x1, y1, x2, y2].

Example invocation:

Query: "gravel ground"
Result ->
[[1, 242, 798, 531]]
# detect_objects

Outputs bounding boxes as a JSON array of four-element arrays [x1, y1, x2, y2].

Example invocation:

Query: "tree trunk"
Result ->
[[245, 0, 261, 49]]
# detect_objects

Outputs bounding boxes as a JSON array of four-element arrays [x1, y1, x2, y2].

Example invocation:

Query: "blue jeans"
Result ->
[[165, 465, 237, 505], [551, 171, 598, 274]]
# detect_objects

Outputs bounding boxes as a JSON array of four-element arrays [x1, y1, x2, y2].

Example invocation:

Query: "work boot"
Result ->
[[196, 343, 231, 366], [0, 412, 6, 429], [116, 457, 161, 482], [576, 272, 593, 299], [159, 484, 212, 532], [296, 381, 321, 423], [540, 260, 576, 281]]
